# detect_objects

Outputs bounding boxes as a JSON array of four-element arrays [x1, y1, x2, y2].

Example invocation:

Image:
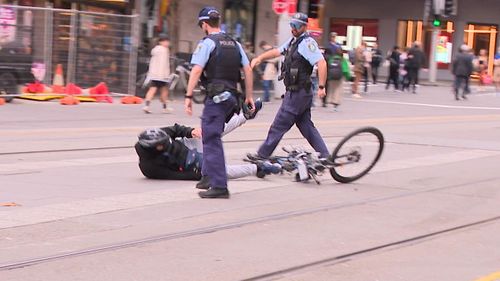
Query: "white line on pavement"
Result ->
[[345, 98, 500, 110], [1, 149, 500, 229]]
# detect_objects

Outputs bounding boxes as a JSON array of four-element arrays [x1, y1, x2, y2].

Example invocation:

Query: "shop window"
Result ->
[[223, 0, 256, 46], [330, 18, 378, 51], [397, 20, 454, 69], [464, 24, 498, 76]]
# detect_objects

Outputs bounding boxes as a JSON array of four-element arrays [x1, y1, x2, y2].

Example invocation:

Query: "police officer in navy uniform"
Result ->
[[249, 13, 330, 161], [185, 6, 254, 199]]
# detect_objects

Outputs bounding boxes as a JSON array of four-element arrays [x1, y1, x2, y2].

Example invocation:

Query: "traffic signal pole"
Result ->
[[428, 26, 439, 83]]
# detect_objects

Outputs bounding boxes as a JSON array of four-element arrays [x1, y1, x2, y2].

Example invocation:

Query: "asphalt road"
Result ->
[[1, 84, 500, 281]]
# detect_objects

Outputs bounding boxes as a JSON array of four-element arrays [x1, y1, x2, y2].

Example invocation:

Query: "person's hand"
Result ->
[[250, 57, 262, 70], [184, 97, 193, 116], [317, 87, 326, 99], [191, 127, 202, 138], [245, 97, 255, 113]]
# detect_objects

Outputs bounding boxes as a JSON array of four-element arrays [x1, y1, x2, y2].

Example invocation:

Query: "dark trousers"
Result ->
[[407, 68, 419, 92], [372, 66, 379, 83], [201, 95, 238, 188], [363, 67, 369, 92], [454, 75, 469, 97], [257, 88, 329, 158], [386, 68, 399, 90]]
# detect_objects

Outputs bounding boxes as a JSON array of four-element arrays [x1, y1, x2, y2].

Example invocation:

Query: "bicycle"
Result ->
[[168, 58, 206, 104], [245, 127, 384, 184]]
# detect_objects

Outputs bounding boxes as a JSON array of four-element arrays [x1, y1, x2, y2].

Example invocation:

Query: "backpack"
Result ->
[[328, 56, 343, 80]]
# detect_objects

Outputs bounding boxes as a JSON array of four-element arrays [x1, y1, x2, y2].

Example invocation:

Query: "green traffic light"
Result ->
[[433, 19, 441, 27]]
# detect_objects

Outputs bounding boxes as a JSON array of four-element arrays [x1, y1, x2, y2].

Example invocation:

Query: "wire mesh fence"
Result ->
[[0, 4, 138, 95]]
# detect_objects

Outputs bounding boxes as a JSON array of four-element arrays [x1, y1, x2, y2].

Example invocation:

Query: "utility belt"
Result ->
[[280, 67, 312, 92], [206, 82, 243, 123], [285, 81, 312, 92]]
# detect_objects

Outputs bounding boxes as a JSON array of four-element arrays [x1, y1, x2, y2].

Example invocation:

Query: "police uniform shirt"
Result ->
[[278, 33, 323, 66], [191, 32, 250, 68]]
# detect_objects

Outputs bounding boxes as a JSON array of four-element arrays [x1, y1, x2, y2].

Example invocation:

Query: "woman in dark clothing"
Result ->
[[386, 46, 401, 91]]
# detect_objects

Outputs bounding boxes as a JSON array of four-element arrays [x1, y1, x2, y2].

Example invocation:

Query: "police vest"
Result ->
[[202, 33, 241, 90], [281, 35, 313, 90]]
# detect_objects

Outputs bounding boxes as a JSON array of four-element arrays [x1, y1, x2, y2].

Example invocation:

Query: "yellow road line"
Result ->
[[473, 272, 500, 281]]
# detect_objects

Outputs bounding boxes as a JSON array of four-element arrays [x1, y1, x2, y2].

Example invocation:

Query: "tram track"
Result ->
[[0, 177, 498, 272], [2, 134, 499, 156]]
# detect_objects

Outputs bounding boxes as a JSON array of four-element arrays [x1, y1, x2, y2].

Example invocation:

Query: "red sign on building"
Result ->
[[272, 0, 297, 15]]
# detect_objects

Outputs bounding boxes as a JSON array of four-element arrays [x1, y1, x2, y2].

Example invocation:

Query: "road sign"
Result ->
[[272, 0, 288, 15]]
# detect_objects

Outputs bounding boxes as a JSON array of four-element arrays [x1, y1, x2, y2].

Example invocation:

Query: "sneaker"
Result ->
[[352, 94, 362, 98], [163, 107, 174, 114], [243, 98, 263, 120], [195, 175, 211, 190], [142, 106, 152, 114], [198, 187, 230, 199], [247, 153, 267, 161], [256, 161, 282, 178], [319, 157, 335, 166]]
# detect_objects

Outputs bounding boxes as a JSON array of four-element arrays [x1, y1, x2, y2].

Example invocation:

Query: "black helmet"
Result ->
[[198, 6, 220, 24], [138, 128, 171, 148]]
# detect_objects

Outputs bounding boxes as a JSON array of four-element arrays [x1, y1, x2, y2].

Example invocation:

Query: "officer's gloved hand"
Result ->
[[243, 98, 263, 120]]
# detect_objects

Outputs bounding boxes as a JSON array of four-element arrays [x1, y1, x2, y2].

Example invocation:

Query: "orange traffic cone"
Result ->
[[65, 83, 82, 95], [52, 64, 65, 94], [0, 98, 5, 105]]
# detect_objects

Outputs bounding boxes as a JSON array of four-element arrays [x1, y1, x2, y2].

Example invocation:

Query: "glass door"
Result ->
[[464, 24, 498, 75]]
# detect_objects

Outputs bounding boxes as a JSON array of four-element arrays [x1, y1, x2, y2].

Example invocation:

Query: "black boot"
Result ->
[[195, 175, 211, 190], [198, 187, 230, 199]]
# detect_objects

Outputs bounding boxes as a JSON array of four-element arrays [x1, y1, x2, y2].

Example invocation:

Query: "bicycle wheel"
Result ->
[[329, 127, 384, 183]]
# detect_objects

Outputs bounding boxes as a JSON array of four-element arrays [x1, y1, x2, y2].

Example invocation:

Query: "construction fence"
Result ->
[[0, 4, 139, 95]]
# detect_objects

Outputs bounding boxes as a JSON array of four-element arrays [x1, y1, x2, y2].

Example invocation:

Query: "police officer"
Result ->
[[249, 13, 330, 161], [184, 6, 254, 199]]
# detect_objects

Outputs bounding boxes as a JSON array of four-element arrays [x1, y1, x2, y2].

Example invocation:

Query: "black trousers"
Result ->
[[407, 68, 419, 91], [386, 68, 399, 90]]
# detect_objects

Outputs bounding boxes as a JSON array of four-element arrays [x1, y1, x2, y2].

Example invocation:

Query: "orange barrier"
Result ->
[[59, 96, 80, 105], [121, 96, 143, 104]]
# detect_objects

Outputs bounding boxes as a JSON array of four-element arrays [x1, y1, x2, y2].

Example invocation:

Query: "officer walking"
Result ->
[[184, 6, 254, 199], [249, 13, 330, 161]]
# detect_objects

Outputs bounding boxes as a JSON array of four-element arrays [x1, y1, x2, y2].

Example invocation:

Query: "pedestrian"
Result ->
[[184, 6, 254, 199], [143, 36, 173, 114], [494, 47, 500, 92], [451, 44, 473, 100], [258, 41, 280, 102], [371, 43, 383, 84], [362, 44, 372, 93], [406, 41, 426, 94], [351, 42, 366, 98], [135, 105, 280, 182], [248, 12, 331, 162], [325, 46, 351, 111], [328, 32, 342, 55], [385, 46, 400, 91], [399, 47, 409, 91]]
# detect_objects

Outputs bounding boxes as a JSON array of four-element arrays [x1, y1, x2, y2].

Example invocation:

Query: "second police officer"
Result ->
[[249, 13, 330, 161], [184, 6, 255, 199]]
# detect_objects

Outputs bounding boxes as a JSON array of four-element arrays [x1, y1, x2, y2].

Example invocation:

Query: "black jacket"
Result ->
[[452, 53, 473, 77], [406, 47, 426, 69]]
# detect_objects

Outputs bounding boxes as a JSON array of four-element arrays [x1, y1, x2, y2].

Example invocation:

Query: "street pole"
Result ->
[[274, 12, 290, 99], [428, 26, 439, 83]]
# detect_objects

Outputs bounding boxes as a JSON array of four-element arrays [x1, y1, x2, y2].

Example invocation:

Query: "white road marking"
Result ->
[[346, 98, 500, 110], [1, 148, 500, 228]]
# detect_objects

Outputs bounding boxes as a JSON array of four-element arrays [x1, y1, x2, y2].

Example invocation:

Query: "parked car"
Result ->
[[0, 45, 35, 102]]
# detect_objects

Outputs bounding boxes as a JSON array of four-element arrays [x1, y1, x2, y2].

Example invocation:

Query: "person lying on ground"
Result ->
[[135, 99, 282, 188]]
